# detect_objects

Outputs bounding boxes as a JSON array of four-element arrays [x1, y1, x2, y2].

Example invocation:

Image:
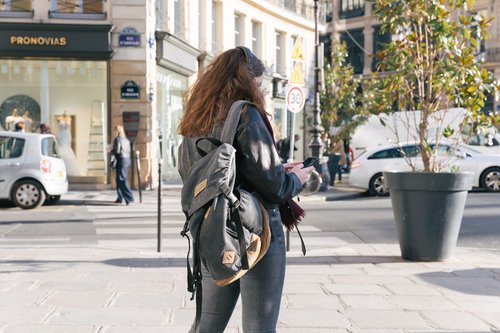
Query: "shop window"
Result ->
[[156, 67, 188, 180], [49, 0, 106, 19], [0, 59, 108, 178], [372, 25, 391, 71], [0, 0, 32, 17], [339, 0, 365, 19], [340, 29, 364, 74]]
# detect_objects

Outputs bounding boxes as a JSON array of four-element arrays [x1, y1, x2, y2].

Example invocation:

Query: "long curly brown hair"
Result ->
[[178, 47, 267, 137]]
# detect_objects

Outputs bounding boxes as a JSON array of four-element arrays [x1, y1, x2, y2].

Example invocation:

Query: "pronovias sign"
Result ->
[[10, 36, 67, 46]]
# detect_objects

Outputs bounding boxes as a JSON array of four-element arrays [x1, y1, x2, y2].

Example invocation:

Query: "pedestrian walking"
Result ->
[[177, 46, 313, 333], [111, 125, 134, 205]]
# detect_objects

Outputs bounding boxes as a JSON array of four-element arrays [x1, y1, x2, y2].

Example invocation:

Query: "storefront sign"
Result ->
[[119, 26, 141, 47], [123, 111, 140, 144], [0, 23, 113, 59], [120, 81, 141, 100]]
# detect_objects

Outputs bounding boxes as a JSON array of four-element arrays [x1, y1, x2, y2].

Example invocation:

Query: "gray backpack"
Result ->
[[179, 100, 271, 299]]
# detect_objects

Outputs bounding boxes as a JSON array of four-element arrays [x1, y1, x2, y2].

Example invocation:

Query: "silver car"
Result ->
[[0, 131, 68, 209]]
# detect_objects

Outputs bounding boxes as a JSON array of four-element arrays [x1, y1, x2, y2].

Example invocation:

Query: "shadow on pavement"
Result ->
[[287, 255, 403, 265], [104, 257, 186, 268], [417, 268, 500, 297], [0, 257, 187, 274], [59, 199, 123, 206], [0, 219, 92, 225], [0, 199, 122, 209]]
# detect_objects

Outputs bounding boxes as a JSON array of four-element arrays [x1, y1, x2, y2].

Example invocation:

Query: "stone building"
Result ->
[[324, 0, 499, 113], [0, 0, 323, 188]]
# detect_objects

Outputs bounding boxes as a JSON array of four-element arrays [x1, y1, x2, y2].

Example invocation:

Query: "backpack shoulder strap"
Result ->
[[220, 100, 251, 144]]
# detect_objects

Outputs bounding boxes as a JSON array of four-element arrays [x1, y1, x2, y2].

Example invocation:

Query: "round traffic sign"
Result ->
[[285, 86, 305, 113]]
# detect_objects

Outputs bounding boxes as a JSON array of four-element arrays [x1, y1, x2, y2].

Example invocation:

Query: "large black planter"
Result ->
[[383, 171, 474, 261]]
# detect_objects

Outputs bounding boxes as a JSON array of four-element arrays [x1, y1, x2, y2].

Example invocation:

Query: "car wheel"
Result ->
[[11, 180, 46, 209], [480, 167, 500, 192], [368, 173, 390, 196], [45, 195, 61, 205]]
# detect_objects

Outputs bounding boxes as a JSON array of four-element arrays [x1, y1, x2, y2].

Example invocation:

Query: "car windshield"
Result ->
[[0, 136, 25, 159], [41, 137, 61, 158]]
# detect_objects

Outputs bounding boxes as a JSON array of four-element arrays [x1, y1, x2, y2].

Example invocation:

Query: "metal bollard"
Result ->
[[135, 150, 142, 203]]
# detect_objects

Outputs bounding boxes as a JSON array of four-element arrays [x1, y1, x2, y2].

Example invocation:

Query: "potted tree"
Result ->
[[368, 0, 499, 260]]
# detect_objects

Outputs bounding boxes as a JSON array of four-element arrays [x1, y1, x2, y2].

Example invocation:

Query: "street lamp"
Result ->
[[310, 0, 324, 164]]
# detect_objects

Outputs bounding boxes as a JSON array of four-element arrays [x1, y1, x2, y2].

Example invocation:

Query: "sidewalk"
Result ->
[[0, 183, 499, 332]]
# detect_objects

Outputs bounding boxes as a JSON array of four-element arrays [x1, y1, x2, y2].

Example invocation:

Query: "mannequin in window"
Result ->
[[5, 109, 23, 131], [56, 111, 73, 147], [22, 110, 33, 133], [56, 111, 82, 176]]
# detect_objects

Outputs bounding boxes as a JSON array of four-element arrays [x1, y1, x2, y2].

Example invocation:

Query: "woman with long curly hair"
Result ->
[[178, 47, 313, 333]]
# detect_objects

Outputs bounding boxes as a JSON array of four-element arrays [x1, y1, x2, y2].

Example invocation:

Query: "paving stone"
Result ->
[[386, 295, 459, 311], [421, 310, 492, 331], [279, 309, 351, 329], [345, 309, 429, 329], [340, 295, 396, 310]]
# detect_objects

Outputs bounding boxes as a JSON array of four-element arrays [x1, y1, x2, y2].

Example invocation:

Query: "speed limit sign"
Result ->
[[285, 86, 305, 113]]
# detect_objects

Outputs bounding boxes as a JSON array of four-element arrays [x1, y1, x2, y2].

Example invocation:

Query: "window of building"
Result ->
[[49, 0, 106, 19], [325, 1, 333, 22], [252, 20, 262, 57], [0, 0, 31, 17], [470, 10, 487, 56], [235, 13, 243, 46], [320, 33, 332, 63], [275, 31, 285, 74], [0, 59, 108, 177], [340, 29, 364, 74], [339, 0, 365, 19], [156, 67, 188, 180], [211, 1, 218, 53], [372, 25, 391, 71]]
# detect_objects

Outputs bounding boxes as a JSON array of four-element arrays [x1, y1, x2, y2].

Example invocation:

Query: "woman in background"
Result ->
[[111, 125, 134, 205]]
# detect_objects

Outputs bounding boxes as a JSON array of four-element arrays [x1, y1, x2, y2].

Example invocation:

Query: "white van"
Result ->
[[350, 108, 500, 159], [0, 131, 68, 209]]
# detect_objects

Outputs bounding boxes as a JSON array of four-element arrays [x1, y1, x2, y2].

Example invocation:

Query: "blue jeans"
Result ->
[[115, 157, 134, 203], [190, 208, 286, 333]]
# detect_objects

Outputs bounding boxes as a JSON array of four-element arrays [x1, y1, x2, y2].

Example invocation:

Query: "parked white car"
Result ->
[[350, 143, 500, 196], [0, 131, 68, 209], [350, 109, 500, 159]]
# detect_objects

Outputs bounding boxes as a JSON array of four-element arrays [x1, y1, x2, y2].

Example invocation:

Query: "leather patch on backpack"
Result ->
[[222, 251, 236, 264], [194, 179, 207, 197]]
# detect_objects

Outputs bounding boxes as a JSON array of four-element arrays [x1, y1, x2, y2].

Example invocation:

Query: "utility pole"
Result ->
[[310, 0, 324, 165]]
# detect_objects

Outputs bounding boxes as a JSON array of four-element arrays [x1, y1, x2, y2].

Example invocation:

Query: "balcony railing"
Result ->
[[49, 0, 106, 19], [265, 0, 326, 23]]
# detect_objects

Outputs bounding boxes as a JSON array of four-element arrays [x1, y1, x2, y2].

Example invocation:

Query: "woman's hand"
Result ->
[[289, 163, 315, 184], [283, 161, 301, 172]]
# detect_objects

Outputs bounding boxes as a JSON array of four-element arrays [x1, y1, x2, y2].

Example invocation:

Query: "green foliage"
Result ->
[[368, 0, 499, 172], [320, 40, 365, 149]]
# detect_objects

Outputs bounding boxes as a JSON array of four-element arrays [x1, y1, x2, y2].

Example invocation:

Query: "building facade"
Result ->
[[325, 0, 499, 113], [0, 0, 323, 188]]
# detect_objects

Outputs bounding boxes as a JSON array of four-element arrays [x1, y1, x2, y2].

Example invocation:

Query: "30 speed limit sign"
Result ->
[[285, 86, 305, 113]]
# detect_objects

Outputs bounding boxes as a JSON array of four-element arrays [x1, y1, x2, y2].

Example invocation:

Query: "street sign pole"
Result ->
[[285, 85, 305, 251]]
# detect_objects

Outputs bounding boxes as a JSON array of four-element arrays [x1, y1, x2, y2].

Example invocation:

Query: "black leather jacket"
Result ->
[[178, 105, 302, 207]]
